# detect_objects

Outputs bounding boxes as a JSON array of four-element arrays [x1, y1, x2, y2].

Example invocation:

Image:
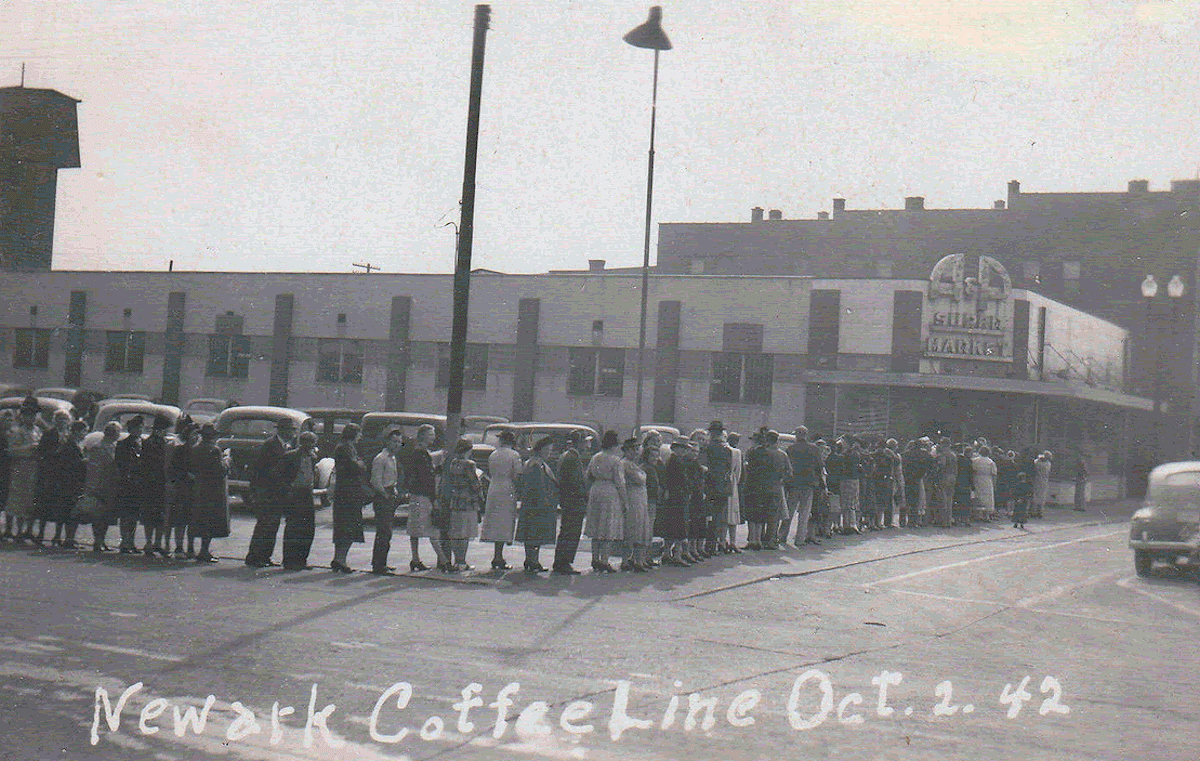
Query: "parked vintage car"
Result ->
[[0, 396, 75, 427], [462, 414, 509, 444], [34, 387, 80, 402], [359, 412, 448, 465], [303, 408, 369, 458], [481, 422, 600, 461], [82, 401, 181, 449], [212, 406, 333, 505], [1129, 461, 1200, 576], [0, 383, 33, 399], [182, 398, 237, 425]]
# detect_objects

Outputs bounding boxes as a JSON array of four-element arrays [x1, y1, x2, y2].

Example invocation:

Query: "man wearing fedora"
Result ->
[[113, 414, 145, 553], [701, 421, 732, 556], [552, 430, 588, 574], [245, 417, 296, 567], [785, 425, 824, 546]]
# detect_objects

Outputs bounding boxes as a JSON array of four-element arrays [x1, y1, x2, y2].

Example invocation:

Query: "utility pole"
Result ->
[[445, 4, 491, 442], [352, 262, 380, 274]]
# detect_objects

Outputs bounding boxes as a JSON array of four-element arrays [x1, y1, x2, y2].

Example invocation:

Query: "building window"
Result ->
[[105, 331, 145, 373], [436, 343, 488, 391], [317, 339, 363, 384], [13, 328, 50, 369], [567, 347, 625, 397], [207, 334, 251, 378], [710, 352, 773, 405]]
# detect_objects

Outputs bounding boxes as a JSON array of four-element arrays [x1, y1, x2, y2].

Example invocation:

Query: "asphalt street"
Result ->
[[1, 500, 1196, 761]]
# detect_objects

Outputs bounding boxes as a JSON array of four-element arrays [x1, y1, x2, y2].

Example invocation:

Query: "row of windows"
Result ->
[[12, 330, 776, 405]]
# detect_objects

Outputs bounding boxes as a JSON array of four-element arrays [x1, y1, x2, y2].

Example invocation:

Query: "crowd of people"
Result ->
[[0, 391, 1077, 575]]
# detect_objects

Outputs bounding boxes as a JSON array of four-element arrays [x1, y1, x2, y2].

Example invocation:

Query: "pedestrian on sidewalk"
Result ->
[[1032, 451, 1052, 518], [54, 421, 88, 549], [657, 440, 692, 565], [480, 429, 522, 571], [786, 426, 822, 545], [330, 424, 369, 573], [1013, 471, 1032, 528], [721, 432, 743, 552], [1073, 450, 1089, 512], [33, 408, 71, 545], [620, 438, 652, 572], [368, 428, 404, 575], [165, 417, 197, 558], [933, 437, 957, 528], [551, 431, 588, 575], [516, 436, 559, 573], [81, 421, 121, 552], [584, 430, 628, 573], [402, 424, 447, 572], [438, 438, 483, 572], [840, 438, 863, 535], [276, 430, 319, 570], [702, 422, 732, 554], [971, 446, 997, 523], [112, 414, 143, 553], [137, 414, 172, 557], [244, 417, 295, 568], [188, 424, 231, 563]]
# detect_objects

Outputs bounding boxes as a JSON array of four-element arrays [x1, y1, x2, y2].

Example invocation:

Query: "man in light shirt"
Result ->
[[369, 428, 404, 575]]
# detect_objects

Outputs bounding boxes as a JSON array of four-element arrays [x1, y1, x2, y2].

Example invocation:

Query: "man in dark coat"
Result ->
[[785, 426, 825, 545], [516, 436, 559, 573], [684, 437, 707, 562], [58, 421, 89, 549], [701, 421, 732, 556], [552, 431, 589, 574], [274, 431, 318, 570], [34, 409, 71, 545], [114, 415, 145, 553], [189, 424, 231, 562], [138, 414, 171, 557], [245, 417, 296, 567]]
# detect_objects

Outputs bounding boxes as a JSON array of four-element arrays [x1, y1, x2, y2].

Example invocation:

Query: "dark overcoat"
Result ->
[[515, 457, 558, 544], [189, 442, 231, 538]]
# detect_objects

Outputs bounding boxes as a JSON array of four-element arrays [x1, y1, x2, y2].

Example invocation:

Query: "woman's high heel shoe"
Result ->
[[491, 559, 513, 571]]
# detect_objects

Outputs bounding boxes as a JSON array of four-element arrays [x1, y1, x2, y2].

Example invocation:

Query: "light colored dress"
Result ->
[[1033, 458, 1052, 512], [725, 445, 742, 525], [584, 449, 627, 541], [622, 458, 651, 546], [972, 456, 997, 516], [4, 424, 40, 519], [480, 445, 523, 542]]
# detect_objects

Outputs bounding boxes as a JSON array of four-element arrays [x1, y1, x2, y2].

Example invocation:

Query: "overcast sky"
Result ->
[[6, 0, 1200, 274]]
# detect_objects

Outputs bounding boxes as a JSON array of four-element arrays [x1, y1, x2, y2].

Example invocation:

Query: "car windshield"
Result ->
[[103, 410, 168, 428], [362, 418, 445, 447], [225, 418, 281, 439], [186, 400, 225, 412]]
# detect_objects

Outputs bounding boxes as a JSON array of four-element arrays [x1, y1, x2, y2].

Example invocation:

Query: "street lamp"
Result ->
[[1141, 274, 1188, 465], [625, 6, 672, 437]]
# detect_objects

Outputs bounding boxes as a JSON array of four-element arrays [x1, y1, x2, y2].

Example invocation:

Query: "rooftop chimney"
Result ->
[[751, 206, 764, 223], [588, 259, 605, 273], [993, 200, 1005, 210], [817, 211, 830, 220], [904, 196, 925, 211], [1007, 180, 1021, 205], [832, 198, 846, 212], [1128, 179, 1149, 193], [768, 209, 783, 220]]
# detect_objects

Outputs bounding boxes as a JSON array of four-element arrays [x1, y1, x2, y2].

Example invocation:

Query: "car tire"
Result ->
[[1134, 550, 1152, 577]]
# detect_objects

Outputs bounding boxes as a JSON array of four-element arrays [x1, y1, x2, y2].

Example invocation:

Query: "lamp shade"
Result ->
[[1141, 274, 1158, 299], [1167, 274, 1186, 299], [624, 6, 672, 50]]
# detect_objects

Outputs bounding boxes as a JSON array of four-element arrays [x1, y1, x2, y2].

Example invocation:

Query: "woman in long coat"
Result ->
[[480, 429, 523, 570], [5, 399, 42, 543], [584, 430, 628, 573], [515, 436, 558, 573], [81, 422, 122, 551], [166, 420, 198, 557], [188, 424, 231, 562], [438, 438, 483, 572], [640, 438, 664, 564], [620, 438, 651, 572], [1032, 451, 1053, 518], [34, 409, 71, 544], [971, 446, 998, 522], [720, 433, 742, 553], [330, 424, 369, 573], [954, 446, 975, 526]]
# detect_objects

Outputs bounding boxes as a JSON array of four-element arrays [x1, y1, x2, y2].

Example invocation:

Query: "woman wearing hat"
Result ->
[[515, 436, 558, 573], [167, 418, 199, 557], [138, 413, 173, 557], [584, 430, 628, 573], [82, 421, 122, 551], [437, 438, 484, 572], [33, 408, 73, 545], [188, 424, 231, 562], [657, 440, 693, 565], [639, 433, 664, 565], [620, 437, 652, 572], [4, 396, 43, 543], [330, 423, 369, 573], [480, 429, 523, 571]]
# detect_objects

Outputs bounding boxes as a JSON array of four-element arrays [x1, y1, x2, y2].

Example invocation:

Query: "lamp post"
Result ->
[[1141, 274, 1188, 463], [624, 6, 672, 436]]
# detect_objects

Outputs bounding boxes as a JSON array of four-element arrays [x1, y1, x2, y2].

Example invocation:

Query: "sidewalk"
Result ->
[[190, 499, 1138, 591]]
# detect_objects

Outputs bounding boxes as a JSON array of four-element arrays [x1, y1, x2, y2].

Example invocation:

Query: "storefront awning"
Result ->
[[795, 369, 1154, 411]]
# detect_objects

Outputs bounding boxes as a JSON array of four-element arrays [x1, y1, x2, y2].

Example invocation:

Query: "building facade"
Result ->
[[0, 264, 1149, 495]]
